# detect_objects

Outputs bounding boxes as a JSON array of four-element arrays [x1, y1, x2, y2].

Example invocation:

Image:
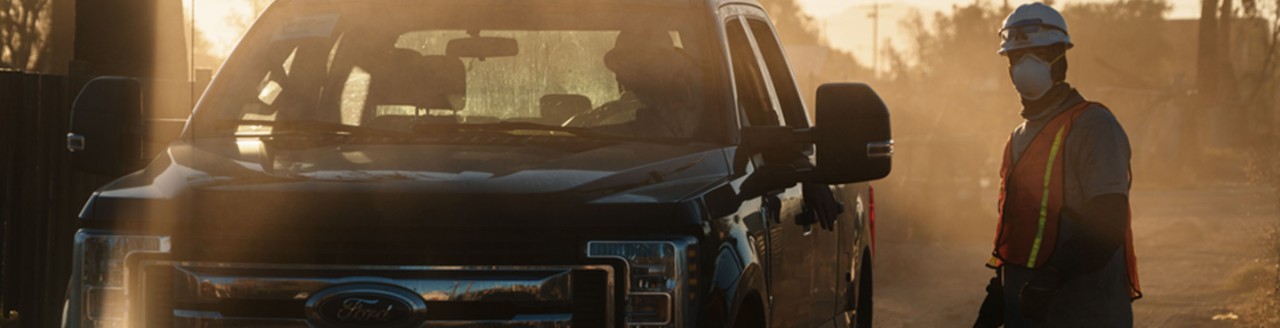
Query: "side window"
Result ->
[[746, 20, 808, 128], [725, 18, 783, 127]]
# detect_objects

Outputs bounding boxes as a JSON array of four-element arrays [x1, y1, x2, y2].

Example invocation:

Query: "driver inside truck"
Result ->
[[565, 29, 703, 139]]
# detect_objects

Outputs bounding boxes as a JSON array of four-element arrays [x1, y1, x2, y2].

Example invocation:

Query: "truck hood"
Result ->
[[82, 137, 735, 227]]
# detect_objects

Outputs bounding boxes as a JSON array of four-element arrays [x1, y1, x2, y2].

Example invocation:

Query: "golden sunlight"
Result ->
[[189, 0, 271, 68]]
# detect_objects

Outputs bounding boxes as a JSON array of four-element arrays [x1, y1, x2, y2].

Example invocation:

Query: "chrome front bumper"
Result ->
[[125, 261, 616, 327]]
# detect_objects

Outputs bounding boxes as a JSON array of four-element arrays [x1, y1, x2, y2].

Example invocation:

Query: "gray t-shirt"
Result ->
[[1009, 95, 1132, 205], [1001, 93, 1135, 327]]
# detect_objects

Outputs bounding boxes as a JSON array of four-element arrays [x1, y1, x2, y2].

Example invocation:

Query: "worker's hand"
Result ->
[[800, 183, 842, 231], [973, 275, 1005, 328], [1019, 267, 1063, 323]]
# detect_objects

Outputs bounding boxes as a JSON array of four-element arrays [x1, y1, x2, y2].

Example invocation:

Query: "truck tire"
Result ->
[[732, 296, 766, 328], [855, 249, 874, 328]]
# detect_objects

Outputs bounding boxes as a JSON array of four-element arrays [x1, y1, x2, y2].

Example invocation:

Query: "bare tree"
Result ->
[[0, 0, 51, 71], [1246, 0, 1280, 104]]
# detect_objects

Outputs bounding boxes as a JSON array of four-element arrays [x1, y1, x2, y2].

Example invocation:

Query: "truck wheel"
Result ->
[[732, 296, 766, 328], [854, 249, 874, 328]]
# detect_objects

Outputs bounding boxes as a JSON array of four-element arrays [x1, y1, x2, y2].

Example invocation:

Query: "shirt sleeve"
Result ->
[[1069, 105, 1132, 200]]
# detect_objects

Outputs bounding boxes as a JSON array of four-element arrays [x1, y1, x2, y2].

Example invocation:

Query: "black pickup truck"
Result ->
[[62, 0, 893, 327]]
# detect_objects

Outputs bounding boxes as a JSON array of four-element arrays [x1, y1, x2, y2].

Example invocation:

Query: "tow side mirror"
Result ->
[[68, 76, 146, 176], [808, 83, 893, 184]]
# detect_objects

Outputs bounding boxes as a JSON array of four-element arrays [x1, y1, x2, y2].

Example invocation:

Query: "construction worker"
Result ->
[[973, 3, 1141, 327]]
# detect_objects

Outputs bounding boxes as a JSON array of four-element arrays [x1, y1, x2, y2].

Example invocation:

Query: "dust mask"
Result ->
[[1009, 54, 1061, 100]]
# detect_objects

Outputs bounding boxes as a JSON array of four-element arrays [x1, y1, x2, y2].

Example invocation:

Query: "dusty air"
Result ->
[[0, 0, 1276, 327]]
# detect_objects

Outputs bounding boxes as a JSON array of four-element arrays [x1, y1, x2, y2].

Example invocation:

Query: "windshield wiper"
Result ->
[[222, 119, 412, 137], [217, 119, 687, 145], [413, 121, 687, 144]]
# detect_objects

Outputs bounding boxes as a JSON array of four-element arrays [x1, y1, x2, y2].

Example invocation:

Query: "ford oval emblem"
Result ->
[[304, 283, 427, 328]]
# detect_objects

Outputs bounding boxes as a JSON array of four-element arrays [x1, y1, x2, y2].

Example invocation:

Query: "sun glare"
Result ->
[[190, 0, 269, 66]]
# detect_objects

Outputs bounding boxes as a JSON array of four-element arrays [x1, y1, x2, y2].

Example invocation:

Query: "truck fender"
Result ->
[[704, 245, 768, 327]]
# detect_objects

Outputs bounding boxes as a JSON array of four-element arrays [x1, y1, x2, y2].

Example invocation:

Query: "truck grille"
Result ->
[[127, 262, 615, 327]]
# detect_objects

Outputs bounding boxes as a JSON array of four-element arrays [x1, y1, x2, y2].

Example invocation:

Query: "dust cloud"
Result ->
[[787, 0, 1280, 252], [782, 0, 1280, 326]]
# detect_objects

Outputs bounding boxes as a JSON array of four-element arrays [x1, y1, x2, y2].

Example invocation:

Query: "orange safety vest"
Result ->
[[988, 101, 1142, 299]]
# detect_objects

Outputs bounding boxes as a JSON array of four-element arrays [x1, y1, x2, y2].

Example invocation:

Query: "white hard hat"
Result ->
[[998, 2, 1072, 55]]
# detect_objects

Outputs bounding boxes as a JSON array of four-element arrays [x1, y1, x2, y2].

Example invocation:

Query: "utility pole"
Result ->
[[868, 1, 880, 76]]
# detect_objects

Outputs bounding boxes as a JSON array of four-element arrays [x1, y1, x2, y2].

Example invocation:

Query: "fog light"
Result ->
[[626, 293, 672, 324]]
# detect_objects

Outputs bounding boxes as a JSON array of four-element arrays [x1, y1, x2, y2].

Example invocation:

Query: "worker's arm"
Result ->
[[1021, 194, 1127, 323], [1049, 105, 1132, 280], [1051, 193, 1129, 279]]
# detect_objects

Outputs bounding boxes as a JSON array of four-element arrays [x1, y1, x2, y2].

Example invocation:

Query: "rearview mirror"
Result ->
[[68, 77, 146, 176], [808, 83, 893, 184], [446, 37, 518, 58]]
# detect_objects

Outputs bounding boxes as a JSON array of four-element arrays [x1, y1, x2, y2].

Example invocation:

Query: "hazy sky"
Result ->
[[190, 0, 1205, 70], [796, 0, 1203, 19], [796, 0, 1204, 71]]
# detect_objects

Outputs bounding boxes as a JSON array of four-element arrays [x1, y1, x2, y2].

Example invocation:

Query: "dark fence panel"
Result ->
[[0, 71, 112, 328]]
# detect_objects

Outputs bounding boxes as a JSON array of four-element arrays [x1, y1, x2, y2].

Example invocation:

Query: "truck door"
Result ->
[[723, 13, 839, 326], [742, 18, 844, 324]]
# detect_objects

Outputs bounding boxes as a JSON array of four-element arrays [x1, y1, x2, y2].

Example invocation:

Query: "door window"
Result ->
[[725, 18, 783, 128], [746, 20, 809, 128]]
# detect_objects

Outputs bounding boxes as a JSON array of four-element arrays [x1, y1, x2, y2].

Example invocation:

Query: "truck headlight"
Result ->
[[68, 230, 170, 328], [587, 240, 693, 327]]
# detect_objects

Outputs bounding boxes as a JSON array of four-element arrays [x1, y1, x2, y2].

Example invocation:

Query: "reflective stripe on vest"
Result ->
[[1027, 125, 1067, 268], [991, 102, 1088, 270]]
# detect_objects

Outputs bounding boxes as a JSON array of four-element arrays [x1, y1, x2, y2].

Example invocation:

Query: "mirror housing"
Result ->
[[68, 76, 146, 176], [446, 37, 518, 58], [736, 83, 893, 187], [807, 83, 893, 184]]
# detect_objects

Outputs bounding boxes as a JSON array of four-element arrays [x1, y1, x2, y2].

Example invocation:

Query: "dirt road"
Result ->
[[871, 186, 1279, 327]]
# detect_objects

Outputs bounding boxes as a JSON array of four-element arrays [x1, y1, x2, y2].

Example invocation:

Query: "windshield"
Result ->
[[190, 0, 724, 142]]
